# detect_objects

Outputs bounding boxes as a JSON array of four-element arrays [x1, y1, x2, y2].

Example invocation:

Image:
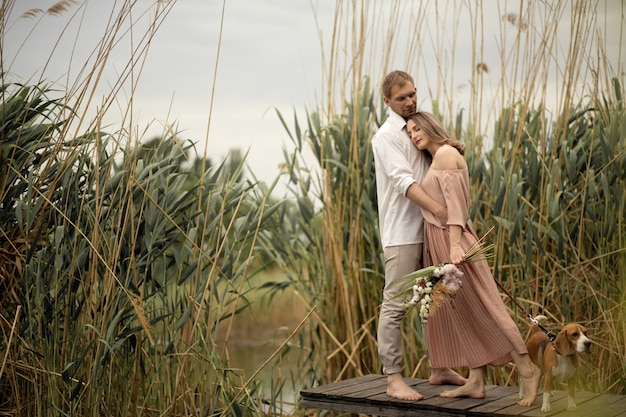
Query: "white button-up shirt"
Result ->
[[372, 110, 429, 248]]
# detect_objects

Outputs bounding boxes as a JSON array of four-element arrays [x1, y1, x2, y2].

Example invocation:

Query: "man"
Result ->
[[371, 70, 465, 400]]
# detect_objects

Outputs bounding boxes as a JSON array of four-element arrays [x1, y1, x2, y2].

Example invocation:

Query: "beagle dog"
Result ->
[[519, 316, 591, 412]]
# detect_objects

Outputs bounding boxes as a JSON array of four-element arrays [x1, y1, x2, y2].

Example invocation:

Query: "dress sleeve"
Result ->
[[439, 170, 470, 227]]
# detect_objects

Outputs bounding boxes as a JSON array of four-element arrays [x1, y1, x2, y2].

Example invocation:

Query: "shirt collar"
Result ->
[[387, 110, 407, 132]]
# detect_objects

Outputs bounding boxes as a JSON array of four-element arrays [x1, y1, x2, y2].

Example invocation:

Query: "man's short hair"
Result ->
[[382, 71, 414, 99]]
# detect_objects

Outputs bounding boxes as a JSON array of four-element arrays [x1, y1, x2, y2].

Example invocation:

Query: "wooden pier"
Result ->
[[300, 374, 626, 416]]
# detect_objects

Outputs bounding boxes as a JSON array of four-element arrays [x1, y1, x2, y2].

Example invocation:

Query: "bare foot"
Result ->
[[517, 363, 541, 406], [386, 373, 424, 401], [440, 379, 485, 399], [429, 368, 466, 386]]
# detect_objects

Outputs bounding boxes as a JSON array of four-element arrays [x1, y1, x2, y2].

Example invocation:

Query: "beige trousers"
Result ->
[[377, 243, 423, 375]]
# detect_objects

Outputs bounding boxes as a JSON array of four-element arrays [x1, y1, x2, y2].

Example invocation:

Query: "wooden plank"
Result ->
[[488, 390, 568, 416], [438, 386, 520, 413], [337, 378, 454, 416], [611, 397, 626, 416], [303, 378, 519, 416], [361, 384, 461, 416], [519, 390, 599, 416], [302, 377, 462, 417], [409, 384, 503, 411], [468, 391, 538, 416], [360, 379, 504, 408], [571, 395, 626, 417], [302, 379, 457, 417], [300, 375, 626, 417], [301, 396, 462, 417], [301, 374, 382, 396], [316, 375, 387, 397]]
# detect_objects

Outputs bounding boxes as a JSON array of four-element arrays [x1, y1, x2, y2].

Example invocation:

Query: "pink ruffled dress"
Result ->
[[420, 168, 528, 369]]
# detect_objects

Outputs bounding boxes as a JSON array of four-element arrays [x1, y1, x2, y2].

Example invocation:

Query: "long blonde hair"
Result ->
[[408, 112, 465, 156]]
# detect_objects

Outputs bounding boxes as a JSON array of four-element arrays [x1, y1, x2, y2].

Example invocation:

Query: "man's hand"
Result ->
[[433, 203, 447, 225]]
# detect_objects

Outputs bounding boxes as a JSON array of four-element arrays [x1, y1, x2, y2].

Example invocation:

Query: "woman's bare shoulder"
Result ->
[[432, 145, 466, 169]]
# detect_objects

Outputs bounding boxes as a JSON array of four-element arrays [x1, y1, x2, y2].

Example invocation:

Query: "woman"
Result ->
[[406, 112, 540, 405]]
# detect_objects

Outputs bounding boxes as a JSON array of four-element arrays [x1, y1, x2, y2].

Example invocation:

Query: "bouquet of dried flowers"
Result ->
[[398, 236, 494, 323], [407, 263, 463, 322]]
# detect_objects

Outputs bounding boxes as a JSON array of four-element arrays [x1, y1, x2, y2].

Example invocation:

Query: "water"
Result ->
[[216, 320, 308, 413]]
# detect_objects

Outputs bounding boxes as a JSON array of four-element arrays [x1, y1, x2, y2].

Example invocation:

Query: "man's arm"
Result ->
[[405, 182, 447, 224]]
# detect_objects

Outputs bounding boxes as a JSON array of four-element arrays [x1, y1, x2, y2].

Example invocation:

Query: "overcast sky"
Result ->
[[4, 1, 624, 195]]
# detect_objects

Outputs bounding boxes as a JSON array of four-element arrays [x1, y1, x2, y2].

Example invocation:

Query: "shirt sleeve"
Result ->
[[439, 171, 469, 227], [372, 130, 417, 196]]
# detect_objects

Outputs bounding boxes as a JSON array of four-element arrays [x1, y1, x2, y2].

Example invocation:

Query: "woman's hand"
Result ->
[[448, 225, 464, 264], [450, 243, 465, 265], [450, 244, 465, 264]]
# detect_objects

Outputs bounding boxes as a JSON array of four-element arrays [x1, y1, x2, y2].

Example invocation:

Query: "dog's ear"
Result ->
[[554, 330, 570, 356]]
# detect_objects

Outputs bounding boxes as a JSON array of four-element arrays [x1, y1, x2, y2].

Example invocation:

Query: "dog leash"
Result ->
[[492, 277, 557, 342]]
